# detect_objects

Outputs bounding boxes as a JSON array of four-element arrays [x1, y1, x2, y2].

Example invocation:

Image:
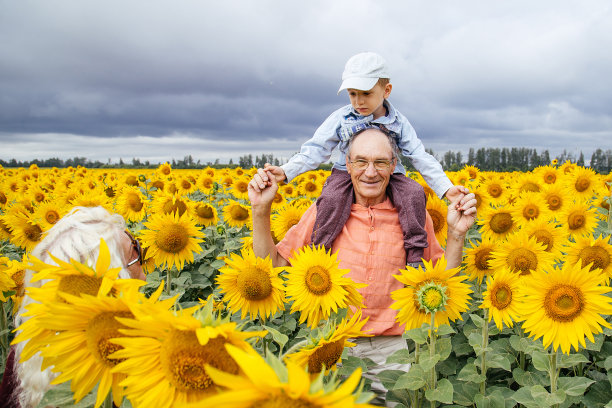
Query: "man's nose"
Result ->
[[364, 162, 378, 176]]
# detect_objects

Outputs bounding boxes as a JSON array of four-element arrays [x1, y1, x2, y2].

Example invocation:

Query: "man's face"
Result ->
[[346, 129, 396, 206]]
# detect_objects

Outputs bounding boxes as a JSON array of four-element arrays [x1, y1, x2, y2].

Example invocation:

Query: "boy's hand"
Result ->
[[444, 185, 469, 209], [263, 163, 287, 183]]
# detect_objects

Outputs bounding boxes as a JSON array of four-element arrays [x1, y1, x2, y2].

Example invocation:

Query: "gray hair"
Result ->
[[347, 126, 400, 162], [14, 206, 131, 408]]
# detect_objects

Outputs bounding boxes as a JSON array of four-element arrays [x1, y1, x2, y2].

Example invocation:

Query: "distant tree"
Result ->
[[577, 151, 584, 167]]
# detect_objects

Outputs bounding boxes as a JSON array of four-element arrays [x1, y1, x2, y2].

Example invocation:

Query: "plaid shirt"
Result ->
[[281, 100, 452, 198]]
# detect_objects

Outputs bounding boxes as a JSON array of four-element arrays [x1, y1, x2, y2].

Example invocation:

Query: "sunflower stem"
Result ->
[[165, 267, 173, 296], [480, 308, 489, 395], [429, 312, 437, 408], [102, 391, 113, 408], [0, 300, 8, 355]]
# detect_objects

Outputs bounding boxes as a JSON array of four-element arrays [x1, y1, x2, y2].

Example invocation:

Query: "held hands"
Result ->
[[263, 163, 287, 183], [446, 187, 477, 238], [248, 168, 279, 209]]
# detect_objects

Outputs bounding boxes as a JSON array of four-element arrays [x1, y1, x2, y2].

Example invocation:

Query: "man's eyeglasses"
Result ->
[[124, 230, 143, 267], [349, 158, 394, 171]]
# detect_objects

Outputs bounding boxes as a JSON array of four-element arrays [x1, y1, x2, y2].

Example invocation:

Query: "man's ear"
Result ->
[[346, 156, 352, 175]]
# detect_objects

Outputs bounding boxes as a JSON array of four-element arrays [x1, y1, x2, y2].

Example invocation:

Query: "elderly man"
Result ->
[[248, 127, 476, 405]]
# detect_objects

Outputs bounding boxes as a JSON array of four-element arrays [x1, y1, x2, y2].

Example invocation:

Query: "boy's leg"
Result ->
[[387, 175, 428, 263], [311, 169, 354, 249]]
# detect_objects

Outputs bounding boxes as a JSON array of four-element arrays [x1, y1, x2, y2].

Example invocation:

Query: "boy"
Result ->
[[262, 52, 462, 263]]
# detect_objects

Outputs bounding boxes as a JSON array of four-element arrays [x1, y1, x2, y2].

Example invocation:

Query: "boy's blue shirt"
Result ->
[[281, 100, 453, 198]]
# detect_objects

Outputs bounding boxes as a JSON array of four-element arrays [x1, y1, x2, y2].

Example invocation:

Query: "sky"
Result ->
[[1, 0, 611, 165]]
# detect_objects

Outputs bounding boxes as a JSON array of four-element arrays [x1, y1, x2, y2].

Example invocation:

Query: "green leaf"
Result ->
[[531, 385, 566, 406], [468, 332, 492, 355], [394, 364, 427, 390], [419, 354, 441, 372], [386, 348, 414, 365], [558, 376, 594, 397], [484, 353, 512, 372], [403, 326, 428, 344], [377, 369, 405, 390], [436, 324, 456, 336], [210, 259, 226, 269], [557, 353, 589, 368], [585, 333, 605, 351], [425, 378, 454, 404], [451, 380, 479, 406], [457, 362, 486, 383], [474, 390, 506, 408], [262, 325, 289, 351], [452, 333, 473, 357], [36, 381, 97, 408], [605, 356, 612, 372], [512, 367, 549, 387], [530, 351, 551, 372], [584, 381, 612, 408], [470, 313, 485, 328], [437, 337, 453, 360], [437, 356, 457, 376], [512, 387, 541, 408]]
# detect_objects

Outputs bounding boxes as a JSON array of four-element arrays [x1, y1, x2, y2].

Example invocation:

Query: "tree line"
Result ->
[[1, 148, 611, 173]]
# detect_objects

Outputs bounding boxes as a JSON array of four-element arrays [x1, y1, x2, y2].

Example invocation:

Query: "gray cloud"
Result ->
[[1, 0, 611, 164]]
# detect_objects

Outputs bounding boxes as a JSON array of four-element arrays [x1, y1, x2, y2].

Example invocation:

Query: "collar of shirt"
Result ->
[[342, 100, 403, 135], [351, 196, 394, 211]]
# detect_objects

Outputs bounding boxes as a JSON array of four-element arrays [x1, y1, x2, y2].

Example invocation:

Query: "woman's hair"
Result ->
[[13, 206, 130, 408]]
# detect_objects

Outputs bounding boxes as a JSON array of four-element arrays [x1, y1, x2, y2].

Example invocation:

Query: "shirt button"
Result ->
[[370, 226, 374, 231], [370, 251, 374, 255]]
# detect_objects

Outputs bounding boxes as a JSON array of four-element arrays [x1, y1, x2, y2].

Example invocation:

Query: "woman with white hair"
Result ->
[[0, 206, 145, 408]]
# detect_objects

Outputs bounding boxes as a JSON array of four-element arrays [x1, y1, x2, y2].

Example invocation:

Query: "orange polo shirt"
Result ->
[[276, 197, 444, 335]]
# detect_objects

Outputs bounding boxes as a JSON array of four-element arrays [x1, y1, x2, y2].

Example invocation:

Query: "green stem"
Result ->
[[0, 301, 8, 354], [549, 349, 559, 408], [165, 268, 173, 296], [415, 342, 421, 408], [429, 312, 437, 408], [102, 391, 113, 408], [481, 308, 489, 395]]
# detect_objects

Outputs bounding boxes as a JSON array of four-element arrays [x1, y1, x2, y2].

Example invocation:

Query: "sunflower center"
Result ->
[[474, 248, 493, 271], [126, 192, 143, 212], [568, 211, 585, 231], [488, 184, 502, 198], [416, 282, 448, 313], [248, 394, 320, 408], [161, 165, 172, 175], [273, 193, 283, 204], [201, 178, 213, 189], [13, 269, 25, 297], [307, 339, 344, 374], [579, 246, 610, 272], [507, 248, 538, 275], [56, 275, 102, 300], [196, 205, 214, 219], [575, 177, 590, 192], [236, 182, 248, 193], [162, 200, 187, 217], [125, 175, 138, 186], [151, 180, 165, 190], [544, 173, 556, 184], [230, 205, 249, 221], [237, 266, 273, 301], [86, 311, 133, 366], [181, 180, 192, 190], [530, 230, 553, 252], [160, 329, 238, 393], [489, 212, 513, 234], [491, 284, 512, 310], [24, 224, 43, 242], [284, 186, 294, 195], [155, 224, 189, 253], [34, 192, 45, 202], [305, 266, 332, 295], [544, 284, 584, 322], [546, 194, 562, 211], [45, 210, 61, 225], [0, 192, 7, 205], [428, 209, 445, 233], [305, 182, 317, 192], [520, 182, 540, 193], [522, 204, 539, 220]]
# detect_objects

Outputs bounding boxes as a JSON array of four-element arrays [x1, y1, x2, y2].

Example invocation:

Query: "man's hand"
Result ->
[[263, 163, 287, 183], [248, 168, 278, 209], [446, 191, 477, 238]]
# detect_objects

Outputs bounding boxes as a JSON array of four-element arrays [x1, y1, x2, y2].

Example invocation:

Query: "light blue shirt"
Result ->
[[281, 100, 453, 198]]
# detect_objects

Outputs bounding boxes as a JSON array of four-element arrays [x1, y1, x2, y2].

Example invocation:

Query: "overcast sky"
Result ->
[[1, 0, 611, 165]]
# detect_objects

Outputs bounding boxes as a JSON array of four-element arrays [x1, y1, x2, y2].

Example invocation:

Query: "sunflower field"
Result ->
[[0, 161, 611, 408]]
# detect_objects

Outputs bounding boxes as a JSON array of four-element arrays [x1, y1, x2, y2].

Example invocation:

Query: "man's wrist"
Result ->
[[446, 230, 466, 242], [252, 204, 272, 217]]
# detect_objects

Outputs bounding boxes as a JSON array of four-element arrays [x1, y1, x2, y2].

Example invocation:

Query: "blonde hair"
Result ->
[[13, 206, 130, 408]]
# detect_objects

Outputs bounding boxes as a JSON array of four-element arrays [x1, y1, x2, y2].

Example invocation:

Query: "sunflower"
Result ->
[[565, 235, 612, 282], [465, 181, 490, 213], [110, 303, 266, 408], [271, 190, 286, 210], [31, 288, 163, 408], [0, 256, 14, 302], [522, 218, 566, 260], [518, 262, 612, 354], [390, 256, 472, 330], [477, 204, 517, 241], [216, 249, 285, 321], [69, 188, 114, 212], [511, 172, 542, 194], [540, 183, 568, 215], [4, 207, 44, 251], [31, 200, 67, 231], [534, 165, 559, 185], [481, 174, 508, 205], [285, 309, 371, 375], [271, 204, 308, 241], [196, 173, 215, 193], [480, 267, 524, 330], [0, 189, 10, 210], [509, 191, 553, 227], [463, 165, 480, 180], [2, 256, 27, 312], [426, 196, 448, 246], [285, 245, 365, 329], [230, 177, 250, 200], [558, 200, 598, 238], [193, 343, 373, 408], [0, 214, 12, 241], [490, 231, 555, 276], [564, 167, 598, 201], [464, 237, 496, 284], [191, 201, 219, 227], [300, 178, 323, 199], [176, 176, 197, 196], [115, 186, 149, 222], [222, 200, 251, 229], [452, 169, 471, 186], [139, 211, 205, 271], [280, 183, 297, 198], [150, 191, 191, 217], [157, 162, 173, 177], [559, 160, 577, 174]]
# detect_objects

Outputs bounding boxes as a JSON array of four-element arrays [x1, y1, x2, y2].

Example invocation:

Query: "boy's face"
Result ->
[[347, 82, 392, 119]]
